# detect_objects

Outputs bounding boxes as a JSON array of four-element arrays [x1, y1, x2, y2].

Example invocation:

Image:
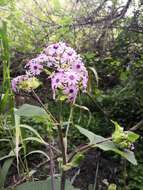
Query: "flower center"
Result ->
[[56, 79, 59, 83], [53, 44, 59, 49], [69, 89, 74, 93], [76, 64, 81, 69], [68, 52, 72, 56], [34, 66, 38, 70], [69, 75, 74, 80]]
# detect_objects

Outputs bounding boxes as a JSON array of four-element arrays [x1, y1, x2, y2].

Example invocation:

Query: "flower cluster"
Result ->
[[11, 42, 88, 102]]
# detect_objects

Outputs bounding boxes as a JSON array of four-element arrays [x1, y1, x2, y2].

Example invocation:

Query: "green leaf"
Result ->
[[111, 120, 123, 132], [63, 153, 84, 171], [76, 125, 104, 144], [25, 150, 50, 160], [15, 179, 80, 190], [14, 111, 21, 171], [108, 183, 117, 190], [0, 139, 10, 142], [0, 0, 10, 6], [76, 125, 137, 165], [0, 150, 15, 162], [23, 137, 46, 145], [126, 131, 139, 143], [0, 158, 14, 188], [51, 0, 61, 12], [74, 104, 91, 126], [20, 124, 46, 145], [88, 67, 98, 86], [16, 104, 47, 117]]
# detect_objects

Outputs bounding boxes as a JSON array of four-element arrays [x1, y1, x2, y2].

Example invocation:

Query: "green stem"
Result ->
[[32, 91, 67, 190], [49, 140, 56, 190], [65, 104, 74, 138]]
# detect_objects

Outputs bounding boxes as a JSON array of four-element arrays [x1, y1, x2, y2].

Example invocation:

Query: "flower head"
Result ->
[[11, 42, 88, 103], [12, 75, 29, 92], [12, 75, 41, 92], [25, 59, 43, 76]]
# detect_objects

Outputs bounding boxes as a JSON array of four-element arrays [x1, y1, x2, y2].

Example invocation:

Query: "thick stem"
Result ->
[[57, 124, 67, 190], [32, 90, 67, 190], [49, 140, 56, 190], [65, 104, 74, 138]]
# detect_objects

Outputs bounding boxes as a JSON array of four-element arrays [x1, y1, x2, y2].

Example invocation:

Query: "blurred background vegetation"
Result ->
[[1, 0, 143, 189]]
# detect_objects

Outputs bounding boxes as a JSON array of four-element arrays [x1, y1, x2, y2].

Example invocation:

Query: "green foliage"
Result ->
[[112, 120, 139, 149], [1, 0, 143, 189], [108, 183, 117, 190], [15, 179, 80, 190], [63, 153, 84, 171], [76, 125, 137, 165], [16, 104, 47, 117], [0, 158, 14, 189], [0, 21, 14, 115]]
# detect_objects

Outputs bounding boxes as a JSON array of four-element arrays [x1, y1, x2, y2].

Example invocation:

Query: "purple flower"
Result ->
[[36, 53, 49, 63], [65, 70, 80, 85], [63, 85, 78, 102], [44, 42, 66, 57], [25, 60, 43, 76], [51, 69, 82, 102], [11, 75, 29, 92], [12, 42, 89, 103]]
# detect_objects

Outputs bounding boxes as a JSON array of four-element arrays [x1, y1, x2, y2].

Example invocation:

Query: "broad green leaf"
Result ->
[[118, 149, 137, 165], [16, 104, 47, 117], [15, 179, 80, 190], [0, 158, 14, 188], [76, 125, 104, 144], [76, 126, 137, 165]]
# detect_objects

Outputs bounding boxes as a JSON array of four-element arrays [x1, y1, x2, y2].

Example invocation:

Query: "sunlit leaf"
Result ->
[[126, 131, 139, 143]]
